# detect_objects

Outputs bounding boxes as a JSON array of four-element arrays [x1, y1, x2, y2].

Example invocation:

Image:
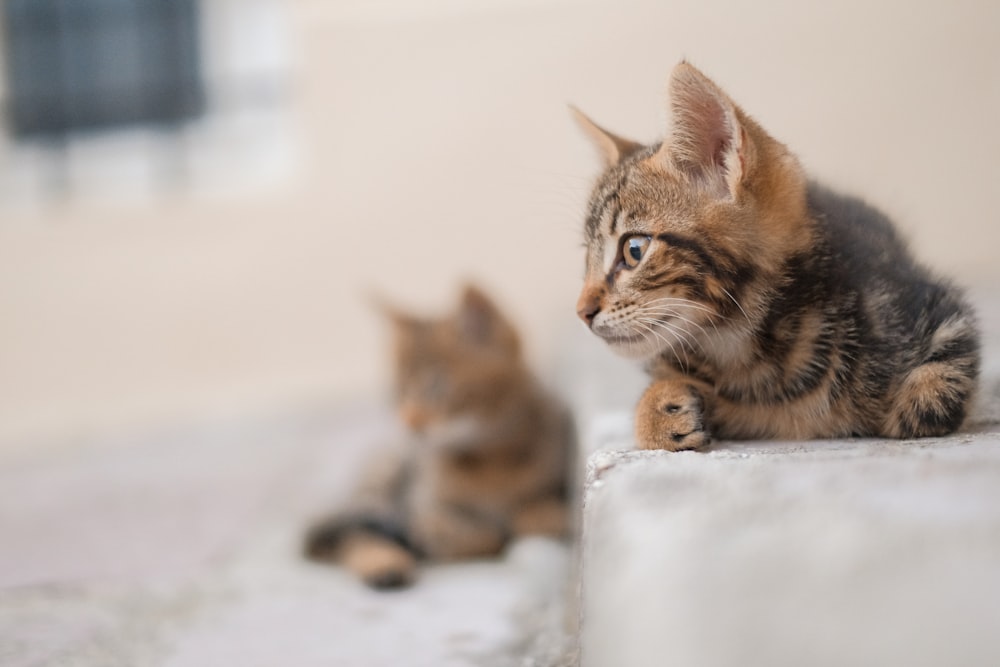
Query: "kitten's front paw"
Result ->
[[635, 380, 710, 451]]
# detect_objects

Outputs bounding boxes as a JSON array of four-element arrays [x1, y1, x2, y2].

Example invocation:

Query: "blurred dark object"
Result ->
[[3, 0, 205, 139]]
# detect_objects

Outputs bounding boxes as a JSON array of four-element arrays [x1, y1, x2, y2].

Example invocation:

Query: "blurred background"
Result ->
[[1, 0, 998, 456]]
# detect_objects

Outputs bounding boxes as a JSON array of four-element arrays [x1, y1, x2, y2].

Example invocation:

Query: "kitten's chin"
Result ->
[[600, 333, 665, 361]]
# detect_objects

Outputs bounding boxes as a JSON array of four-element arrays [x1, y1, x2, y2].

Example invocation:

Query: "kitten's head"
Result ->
[[573, 62, 811, 361], [383, 285, 524, 435]]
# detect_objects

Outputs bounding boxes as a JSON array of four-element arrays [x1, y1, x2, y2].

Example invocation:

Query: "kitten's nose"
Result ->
[[400, 403, 429, 432], [576, 286, 604, 327]]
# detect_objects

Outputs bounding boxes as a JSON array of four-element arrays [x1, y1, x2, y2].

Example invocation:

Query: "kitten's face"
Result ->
[[388, 287, 522, 440], [574, 62, 807, 363], [577, 157, 735, 360]]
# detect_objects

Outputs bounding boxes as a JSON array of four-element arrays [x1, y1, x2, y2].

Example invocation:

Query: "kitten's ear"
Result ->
[[368, 291, 420, 332], [661, 62, 751, 198], [570, 106, 644, 168], [457, 284, 520, 355]]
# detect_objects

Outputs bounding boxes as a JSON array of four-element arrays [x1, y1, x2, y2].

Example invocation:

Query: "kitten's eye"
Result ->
[[623, 236, 651, 269]]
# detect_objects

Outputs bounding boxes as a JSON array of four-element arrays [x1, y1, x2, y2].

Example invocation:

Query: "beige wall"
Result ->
[[2, 0, 998, 451]]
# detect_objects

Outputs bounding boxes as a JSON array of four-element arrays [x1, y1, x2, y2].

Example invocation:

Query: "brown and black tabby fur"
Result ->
[[574, 62, 979, 449], [306, 285, 573, 588]]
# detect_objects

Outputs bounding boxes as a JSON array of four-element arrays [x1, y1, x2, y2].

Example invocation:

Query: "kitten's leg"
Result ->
[[883, 361, 976, 438], [330, 531, 417, 589], [305, 518, 418, 589], [304, 438, 421, 588], [410, 504, 508, 561], [635, 378, 710, 451], [511, 496, 568, 539], [883, 315, 979, 438]]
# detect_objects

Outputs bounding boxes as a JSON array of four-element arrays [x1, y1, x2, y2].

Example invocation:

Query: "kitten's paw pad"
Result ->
[[666, 427, 710, 451], [635, 380, 709, 451]]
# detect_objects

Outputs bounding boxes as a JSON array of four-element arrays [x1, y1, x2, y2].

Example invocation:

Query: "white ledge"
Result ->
[[579, 423, 1000, 667]]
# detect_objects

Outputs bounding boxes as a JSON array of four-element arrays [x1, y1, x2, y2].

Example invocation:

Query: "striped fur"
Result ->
[[574, 62, 980, 449], [306, 285, 574, 588]]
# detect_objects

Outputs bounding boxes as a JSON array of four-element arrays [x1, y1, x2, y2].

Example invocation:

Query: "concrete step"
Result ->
[[578, 409, 1000, 667]]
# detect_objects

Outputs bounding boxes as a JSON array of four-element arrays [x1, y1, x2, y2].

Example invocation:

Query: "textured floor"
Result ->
[[0, 404, 572, 667]]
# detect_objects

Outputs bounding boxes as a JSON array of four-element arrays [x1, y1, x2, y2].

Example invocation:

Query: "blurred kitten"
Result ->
[[305, 285, 574, 589]]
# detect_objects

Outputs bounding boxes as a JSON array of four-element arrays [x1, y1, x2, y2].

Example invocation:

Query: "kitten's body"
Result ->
[[306, 286, 573, 588], [575, 63, 979, 448]]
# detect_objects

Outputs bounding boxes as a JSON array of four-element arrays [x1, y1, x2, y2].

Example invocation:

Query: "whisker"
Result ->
[[654, 321, 699, 373], [636, 317, 701, 358], [720, 287, 753, 327], [633, 323, 685, 370], [635, 320, 688, 372], [638, 297, 725, 337], [639, 318, 700, 354], [642, 297, 721, 318], [640, 310, 720, 337], [647, 322, 705, 373], [635, 320, 674, 349], [635, 306, 714, 340]]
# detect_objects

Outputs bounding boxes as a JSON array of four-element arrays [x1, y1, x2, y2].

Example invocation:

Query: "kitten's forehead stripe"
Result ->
[[609, 203, 623, 236], [602, 240, 617, 275], [607, 172, 629, 236], [585, 154, 645, 243], [584, 146, 669, 246], [585, 181, 620, 243]]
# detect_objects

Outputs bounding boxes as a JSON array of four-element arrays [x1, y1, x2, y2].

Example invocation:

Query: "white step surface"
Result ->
[[579, 407, 1000, 667]]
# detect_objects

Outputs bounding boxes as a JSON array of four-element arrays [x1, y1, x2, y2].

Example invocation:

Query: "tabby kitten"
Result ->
[[573, 62, 979, 449], [306, 285, 573, 588]]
